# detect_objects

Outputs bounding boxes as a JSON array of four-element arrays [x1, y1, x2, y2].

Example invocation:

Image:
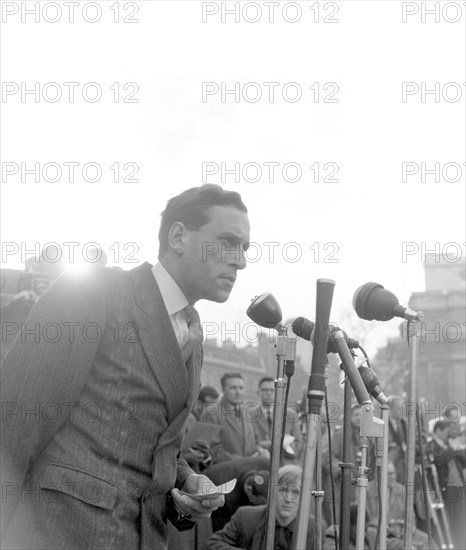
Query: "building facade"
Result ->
[[375, 254, 466, 410]]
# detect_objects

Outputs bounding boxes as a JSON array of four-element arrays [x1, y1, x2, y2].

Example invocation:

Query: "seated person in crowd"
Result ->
[[188, 385, 220, 426], [203, 456, 270, 532], [204, 465, 319, 550]]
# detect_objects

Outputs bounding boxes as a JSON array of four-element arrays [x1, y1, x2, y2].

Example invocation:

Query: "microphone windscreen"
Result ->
[[353, 282, 399, 321], [246, 292, 282, 329], [292, 317, 314, 340]]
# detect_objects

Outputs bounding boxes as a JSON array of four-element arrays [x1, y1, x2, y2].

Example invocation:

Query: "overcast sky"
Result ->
[[2, 1, 465, 356]]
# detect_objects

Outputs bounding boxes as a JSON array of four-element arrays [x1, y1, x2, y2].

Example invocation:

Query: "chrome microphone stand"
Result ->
[[264, 327, 296, 550], [312, 366, 329, 550], [375, 403, 390, 550], [355, 404, 384, 550], [403, 317, 423, 549]]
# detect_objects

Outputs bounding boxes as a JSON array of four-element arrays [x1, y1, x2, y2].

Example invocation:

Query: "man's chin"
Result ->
[[208, 290, 232, 303]]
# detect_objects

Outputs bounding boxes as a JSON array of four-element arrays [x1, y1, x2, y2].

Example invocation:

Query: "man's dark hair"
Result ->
[[258, 377, 274, 387], [433, 420, 450, 432], [220, 372, 244, 389], [198, 385, 219, 403], [158, 184, 248, 258]]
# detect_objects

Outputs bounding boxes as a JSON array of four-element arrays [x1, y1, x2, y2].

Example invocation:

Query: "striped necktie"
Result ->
[[180, 305, 203, 363]]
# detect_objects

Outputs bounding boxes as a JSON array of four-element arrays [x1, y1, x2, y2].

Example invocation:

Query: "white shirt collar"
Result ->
[[152, 262, 189, 316]]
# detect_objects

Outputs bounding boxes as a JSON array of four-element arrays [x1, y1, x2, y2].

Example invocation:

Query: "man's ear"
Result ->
[[167, 222, 187, 254]]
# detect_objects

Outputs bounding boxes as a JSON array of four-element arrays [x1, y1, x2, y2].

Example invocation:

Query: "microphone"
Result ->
[[292, 317, 360, 352], [294, 279, 335, 549], [247, 292, 283, 331], [353, 282, 423, 322], [307, 279, 335, 412], [291, 317, 315, 340], [357, 365, 389, 405], [330, 331, 371, 405]]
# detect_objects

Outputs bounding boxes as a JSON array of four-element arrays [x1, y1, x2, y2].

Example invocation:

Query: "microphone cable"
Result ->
[[280, 360, 295, 458], [358, 345, 372, 369]]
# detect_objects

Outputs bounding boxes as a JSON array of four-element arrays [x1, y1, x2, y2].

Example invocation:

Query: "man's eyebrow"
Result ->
[[217, 232, 249, 245], [217, 232, 242, 240]]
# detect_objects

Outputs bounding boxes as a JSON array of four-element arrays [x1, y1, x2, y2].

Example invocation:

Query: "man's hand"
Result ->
[[171, 474, 224, 521], [252, 446, 270, 459]]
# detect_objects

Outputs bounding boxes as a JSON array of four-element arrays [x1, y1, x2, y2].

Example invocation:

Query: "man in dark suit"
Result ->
[[252, 377, 303, 463], [208, 373, 264, 463], [205, 465, 319, 550], [1, 184, 250, 550]]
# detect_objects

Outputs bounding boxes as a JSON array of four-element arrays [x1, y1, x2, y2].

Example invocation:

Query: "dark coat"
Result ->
[[203, 457, 270, 532], [204, 505, 318, 550], [1, 263, 202, 550], [208, 398, 259, 463]]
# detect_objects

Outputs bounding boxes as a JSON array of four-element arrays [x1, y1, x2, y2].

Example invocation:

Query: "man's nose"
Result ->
[[236, 249, 247, 270], [230, 246, 247, 270], [222, 244, 247, 269]]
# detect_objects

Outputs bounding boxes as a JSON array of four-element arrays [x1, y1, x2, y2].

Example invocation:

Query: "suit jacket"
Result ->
[[251, 404, 303, 460], [204, 505, 318, 550], [0, 268, 35, 362], [207, 398, 258, 463], [1, 263, 202, 550]]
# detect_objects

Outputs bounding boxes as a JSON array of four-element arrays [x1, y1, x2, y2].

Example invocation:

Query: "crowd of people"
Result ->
[[166, 373, 466, 550], [1, 185, 464, 550]]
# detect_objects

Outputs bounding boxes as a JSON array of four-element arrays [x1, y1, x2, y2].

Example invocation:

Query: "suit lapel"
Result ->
[[130, 262, 188, 424], [185, 346, 202, 406]]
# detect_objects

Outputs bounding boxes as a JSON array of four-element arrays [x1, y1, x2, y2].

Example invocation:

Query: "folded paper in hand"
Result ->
[[179, 478, 237, 500]]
